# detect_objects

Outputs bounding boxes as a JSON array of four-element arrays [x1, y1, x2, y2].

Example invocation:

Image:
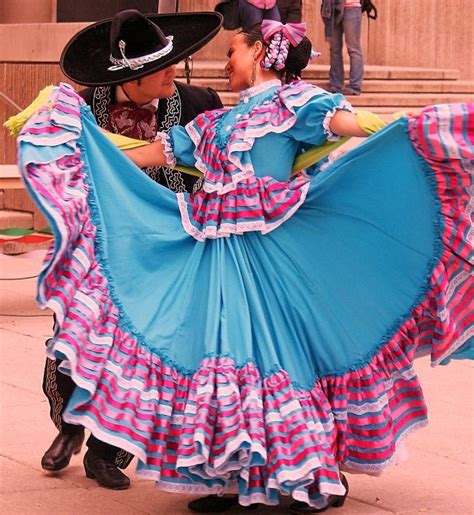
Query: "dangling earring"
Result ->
[[251, 59, 257, 86]]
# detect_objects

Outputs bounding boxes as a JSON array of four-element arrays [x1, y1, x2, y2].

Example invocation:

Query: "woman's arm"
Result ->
[[123, 140, 168, 168], [329, 110, 367, 138]]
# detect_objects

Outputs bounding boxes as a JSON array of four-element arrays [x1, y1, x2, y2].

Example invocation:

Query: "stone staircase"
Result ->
[[0, 210, 33, 230], [2, 62, 473, 253], [177, 61, 474, 114]]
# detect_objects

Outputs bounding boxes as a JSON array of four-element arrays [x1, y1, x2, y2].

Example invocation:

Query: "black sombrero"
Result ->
[[60, 10, 223, 86]]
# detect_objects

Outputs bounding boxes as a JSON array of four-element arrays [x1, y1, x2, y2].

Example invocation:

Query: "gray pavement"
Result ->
[[1, 250, 473, 515]]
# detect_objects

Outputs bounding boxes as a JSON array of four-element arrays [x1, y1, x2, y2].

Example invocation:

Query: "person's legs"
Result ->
[[83, 443, 131, 490], [283, 0, 303, 23], [264, 4, 281, 21], [238, 0, 265, 29], [343, 7, 364, 93], [41, 323, 85, 471], [328, 19, 345, 93], [86, 435, 134, 469], [42, 353, 84, 436], [41, 316, 132, 488]]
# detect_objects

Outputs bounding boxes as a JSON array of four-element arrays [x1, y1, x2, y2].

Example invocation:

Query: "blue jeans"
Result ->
[[239, 0, 281, 30], [328, 7, 364, 92]]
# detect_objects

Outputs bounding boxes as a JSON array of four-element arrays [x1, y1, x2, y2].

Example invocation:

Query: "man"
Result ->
[[41, 9, 223, 490], [321, 0, 364, 95]]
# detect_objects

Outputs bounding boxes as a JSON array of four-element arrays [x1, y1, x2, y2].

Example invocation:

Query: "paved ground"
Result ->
[[0, 250, 472, 515]]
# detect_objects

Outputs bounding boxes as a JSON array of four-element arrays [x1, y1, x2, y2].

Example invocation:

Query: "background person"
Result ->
[[277, 0, 303, 23], [238, 0, 281, 30], [321, 0, 364, 95]]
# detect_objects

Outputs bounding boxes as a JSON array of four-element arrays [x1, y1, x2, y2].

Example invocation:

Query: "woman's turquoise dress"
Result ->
[[18, 81, 473, 508]]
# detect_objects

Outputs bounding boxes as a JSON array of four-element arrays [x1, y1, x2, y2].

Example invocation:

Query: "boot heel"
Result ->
[[333, 472, 349, 508], [332, 496, 346, 508], [84, 464, 95, 479], [73, 432, 85, 455]]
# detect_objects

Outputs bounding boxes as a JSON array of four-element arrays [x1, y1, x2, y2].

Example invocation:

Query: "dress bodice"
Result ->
[[214, 81, 301, 182], [162, 80, 352, 240]]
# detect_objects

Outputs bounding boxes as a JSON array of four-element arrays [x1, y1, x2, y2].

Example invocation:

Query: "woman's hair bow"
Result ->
[[260, 20, 307, 71], [261, 20, 307, 47]]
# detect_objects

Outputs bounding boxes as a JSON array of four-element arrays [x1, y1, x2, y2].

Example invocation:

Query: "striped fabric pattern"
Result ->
[[176, 81, 333, 239], [187, 82, 326, 195], [176, 174, 310, 240], [407, 103, 474, 364], [18, 85, 473, 507]]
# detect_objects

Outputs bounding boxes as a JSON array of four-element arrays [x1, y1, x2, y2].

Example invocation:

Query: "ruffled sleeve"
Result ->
[[286, 92, 352, 145], [166, 125, 197, 168]]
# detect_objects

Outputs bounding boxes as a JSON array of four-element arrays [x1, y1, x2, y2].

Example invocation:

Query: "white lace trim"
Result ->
[[152, 480, 236, 495], [152, 466, 345, 508], [432, 324, 474, 366], [443, 263, 473, 302], [239, 79, 282, 101], [340, 418, 428, 474], [347, 393, 390, 416], [440, 270, 473, 316], [466, 191, 474, 249], [322, 100, 353, 141], [155, 131, 176, 168], [202, 169, 254, 194], [151, 479, 343, 509], [176, 177, 310, 241], [185, 85, 332, 196]]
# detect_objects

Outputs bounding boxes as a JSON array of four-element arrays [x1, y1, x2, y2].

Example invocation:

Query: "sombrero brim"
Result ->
[[60, 12, 223, 86]]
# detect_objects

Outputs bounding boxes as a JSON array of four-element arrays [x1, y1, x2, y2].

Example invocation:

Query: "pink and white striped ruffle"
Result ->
[[178, 82, 336, 240], [406, 103, 474, 365], [176, 174, 310, 240]]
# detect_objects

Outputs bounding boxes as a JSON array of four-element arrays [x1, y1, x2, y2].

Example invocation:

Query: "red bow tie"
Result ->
[[107, 102, 157, 142]]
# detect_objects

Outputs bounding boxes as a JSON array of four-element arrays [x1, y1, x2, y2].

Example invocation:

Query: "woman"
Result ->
[[17, 20, 472, 514], [127, 23, 366, 171]]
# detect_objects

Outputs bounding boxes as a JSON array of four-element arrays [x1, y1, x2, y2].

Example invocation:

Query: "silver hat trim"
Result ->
[[108, 36, 174, 71]]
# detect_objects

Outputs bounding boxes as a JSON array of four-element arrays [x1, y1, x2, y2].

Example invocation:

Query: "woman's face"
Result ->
[[225, 33, 259, 92]]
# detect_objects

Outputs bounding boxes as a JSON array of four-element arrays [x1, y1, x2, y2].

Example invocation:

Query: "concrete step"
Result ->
[[351, 80, 474, 93], [177, 61, 460, 81], [342, 92, 474, 106], [0, 239, 51, 255], [185, 77, 474, 94], [218, 91, 474, 108], [0, 210, 33, 230]]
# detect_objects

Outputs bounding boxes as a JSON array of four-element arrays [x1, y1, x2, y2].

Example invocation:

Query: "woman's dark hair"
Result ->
[[240, 24, 312, 84]]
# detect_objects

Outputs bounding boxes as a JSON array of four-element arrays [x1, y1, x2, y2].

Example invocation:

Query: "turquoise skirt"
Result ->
[[18, 85, 473, 508]]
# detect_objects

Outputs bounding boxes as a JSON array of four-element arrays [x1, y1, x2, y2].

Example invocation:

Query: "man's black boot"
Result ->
[[41, 430, 85, 471], [83, 449, 131, 489]]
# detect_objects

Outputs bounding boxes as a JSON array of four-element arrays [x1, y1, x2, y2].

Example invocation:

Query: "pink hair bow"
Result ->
[[261, 20, 307, 47]]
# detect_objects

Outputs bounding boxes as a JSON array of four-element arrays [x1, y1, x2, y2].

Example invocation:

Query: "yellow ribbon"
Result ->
[[5, 86, 388, 177]]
